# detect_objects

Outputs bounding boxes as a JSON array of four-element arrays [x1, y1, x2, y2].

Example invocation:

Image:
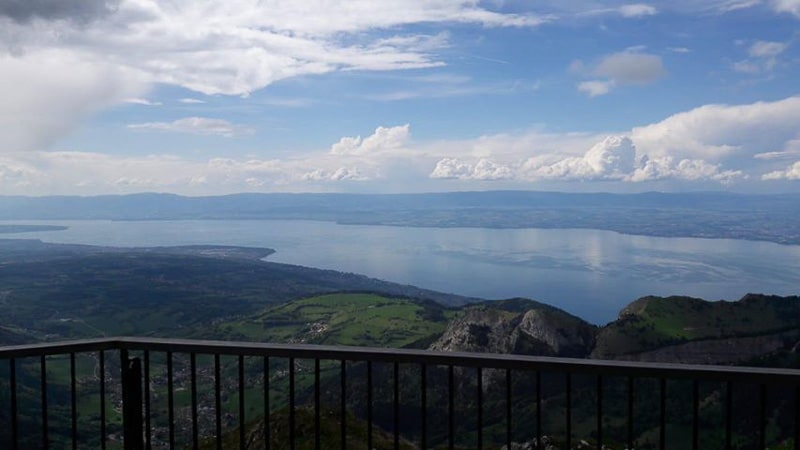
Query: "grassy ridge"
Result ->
[[208, 293, 455, 347], [593, 294, 800, 358]]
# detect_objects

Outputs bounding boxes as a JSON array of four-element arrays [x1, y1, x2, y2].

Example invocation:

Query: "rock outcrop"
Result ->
[[429, 299, 596, 357]]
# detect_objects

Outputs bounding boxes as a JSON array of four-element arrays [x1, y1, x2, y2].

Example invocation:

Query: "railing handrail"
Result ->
[[1, 336, 799, 385]]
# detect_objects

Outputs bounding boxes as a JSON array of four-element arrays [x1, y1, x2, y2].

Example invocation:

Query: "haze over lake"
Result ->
[[4, 219, 799, 324]]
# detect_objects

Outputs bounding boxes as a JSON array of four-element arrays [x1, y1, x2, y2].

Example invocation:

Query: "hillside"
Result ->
[[593, 294, 800, 365], [1, 239, 796, 367], [203, 293, 456, 348], [1, 243, 798, 449], [0, 240, 476, 345]]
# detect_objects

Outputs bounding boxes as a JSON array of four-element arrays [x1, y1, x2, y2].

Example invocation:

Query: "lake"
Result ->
[[2, 219, 799, 324]]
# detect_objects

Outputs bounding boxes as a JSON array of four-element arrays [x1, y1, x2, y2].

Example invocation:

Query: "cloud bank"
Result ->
[[0, 0, 545, 152]]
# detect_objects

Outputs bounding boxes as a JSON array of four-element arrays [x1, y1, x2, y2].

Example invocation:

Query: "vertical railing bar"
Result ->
[[725, 381, 732, 450], [448, 365, 454, 450], [536, 371, 542, 450], [315, 358, 321, 450], [121, 351, 143, 450], [565, 373, 571, 450], [289, 357, 296, 450], [596, 375, 602, 450], [421, 363, 427, 450], [692, 380, 699, 450], [191, 353, 198, 450], [100, 350, 106, 450], [10, 358, 18, 450], [41, 354, 48, 450], [70, 352, 77, 450], [215, 354, 221, 450], [340, 360, 346, 450], [394, 362, 400, 450], [239, 355, 246, 450], [144, 350, 151, 450], [167, 351, 174, 450], [506, 369, 512, 450], [368, 361, 374, 450], [477, 366, 483, 450], [264, 357, 270, 448], [659, 378, 666, 450], [627, 376, 634, 450], [794, 385, 799, 450], [760, 383, 767, 450]]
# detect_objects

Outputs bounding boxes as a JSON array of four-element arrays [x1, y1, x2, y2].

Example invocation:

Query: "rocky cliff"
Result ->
[[428, 294, 800, 368], [429, 298, 596, 357]]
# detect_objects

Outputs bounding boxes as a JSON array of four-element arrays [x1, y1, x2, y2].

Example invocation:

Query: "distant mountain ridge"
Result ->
[[1, 191, 799, 244]]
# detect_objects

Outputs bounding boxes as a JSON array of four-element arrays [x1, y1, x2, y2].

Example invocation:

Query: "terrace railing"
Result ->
[[1, 337, 799, 449]]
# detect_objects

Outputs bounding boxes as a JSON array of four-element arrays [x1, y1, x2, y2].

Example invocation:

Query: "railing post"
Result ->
[[121, 350, 144, 450]]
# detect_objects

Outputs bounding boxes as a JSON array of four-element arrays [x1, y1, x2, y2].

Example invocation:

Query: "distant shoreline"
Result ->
[[0, 225, 68, 234]]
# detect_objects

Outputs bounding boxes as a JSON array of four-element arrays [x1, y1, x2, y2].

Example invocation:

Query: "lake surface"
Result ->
[[2, 219, 799, 324]]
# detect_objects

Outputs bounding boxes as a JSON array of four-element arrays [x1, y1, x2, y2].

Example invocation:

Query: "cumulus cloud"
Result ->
[[574, 49, 666, 96], [525, 136, 637, 181], [427, 134, 745, 185], [302, 167, 368, 182], [330, 124, 410, 155], [631, 96, 800, 162], [430, 158, 513, 180], [763, 161, 800, 180], [4, 96, 800, 193], [128, 117, 254, 138], [630, 156, 744, 183]]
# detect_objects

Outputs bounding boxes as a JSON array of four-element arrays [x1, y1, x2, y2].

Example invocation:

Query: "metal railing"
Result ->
[[1, 337, 799, 449]]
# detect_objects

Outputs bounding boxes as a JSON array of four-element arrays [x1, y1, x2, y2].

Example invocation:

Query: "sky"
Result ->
[[1, 0, 799, 195]]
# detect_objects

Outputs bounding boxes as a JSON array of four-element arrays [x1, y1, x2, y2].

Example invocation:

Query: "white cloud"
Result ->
[[754, 139, 800, 160], [524, 136, 637, 181], [771, 0, 800, 17], [128, 117, 254, 138], [763, 161, 800, 180], [594, 51, 667, 84], [733, 60, 761, 74], [330, 124, 410, 155], [578, 80, 615, 97], [668, 47, 691, 53], [631, 96, 800, 162], [179, 98, 206, 104], [0, 0, 546, 153], [123, 97, 162, 106], [618, 4, 658, 17], [0, 51, 144, 152], [749, 40, 788, 58], [735, 40, 790, 73], [303, 167, 368, 182], [3, 96, 800, 193], [630, 156, 744, 183], [430, 158, 513, 180], [575, 49, 666, 96], [715, 0, 762, 12]]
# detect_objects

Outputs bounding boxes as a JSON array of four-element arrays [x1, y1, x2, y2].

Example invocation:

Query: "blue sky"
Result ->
[[1, 0, 799, 195]]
